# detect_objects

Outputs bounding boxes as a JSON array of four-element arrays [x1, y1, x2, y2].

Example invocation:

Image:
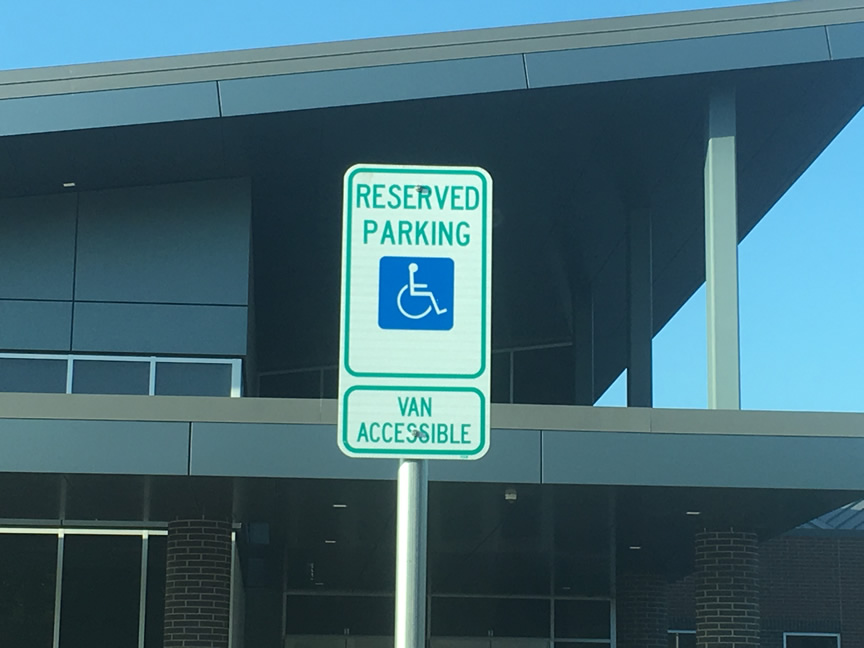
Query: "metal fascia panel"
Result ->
[[0, 82, 219, 136], [1, 2, 864, 99], [827, 21, 864, 58], [219, 54, 526, 116], [525, 27, 830, 88]]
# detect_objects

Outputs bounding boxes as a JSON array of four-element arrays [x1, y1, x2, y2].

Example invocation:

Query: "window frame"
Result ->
[[783, 632, 841, 648], [0, 352, 242, 397], [668, 630, 696, 648], [0, 525, 238, 648]]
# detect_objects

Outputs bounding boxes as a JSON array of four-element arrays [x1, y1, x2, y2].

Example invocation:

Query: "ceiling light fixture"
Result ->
[[686, 511, 702, 516], [629, 545, 642, 550], [62, 182, 76, 188], [324, 539, 337, 544], [332, 503, 347, 508]]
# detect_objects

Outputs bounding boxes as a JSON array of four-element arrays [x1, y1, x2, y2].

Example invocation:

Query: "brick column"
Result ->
[[164, 519, 232, 647], [616, 572, 669, 648], [695, 530, 759, 648]]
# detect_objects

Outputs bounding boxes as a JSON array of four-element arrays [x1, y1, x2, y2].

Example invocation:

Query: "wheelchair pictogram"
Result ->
[[378, 256, 454, 331], [397, 262, 448, 320]]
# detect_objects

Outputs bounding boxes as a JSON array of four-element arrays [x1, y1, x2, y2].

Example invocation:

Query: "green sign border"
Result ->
[[340, 384, 487, 457], [342, 166, 489, 380]]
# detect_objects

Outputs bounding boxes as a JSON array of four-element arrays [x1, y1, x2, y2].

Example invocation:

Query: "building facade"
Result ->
[[1, 1, 864, 646]]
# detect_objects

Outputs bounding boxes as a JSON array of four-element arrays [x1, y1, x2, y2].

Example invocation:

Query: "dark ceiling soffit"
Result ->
[[1, 22, 862, 137], [0, 0, 863, 99]]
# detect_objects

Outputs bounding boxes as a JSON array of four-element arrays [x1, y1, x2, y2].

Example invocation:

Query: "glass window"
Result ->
[[430, 640, 489, 648], [490, 352, 511, 403], [0, 357, 66, 393], [63, 474, 145, 522], [0, 534, 57, 648], [285, 638, 346, 648], [59, 535, 142, 648], [554, 487, 611, 597], [431, 597, 549, 638], [668, 631, 696, 648], [430, 484, 549, 597], [0, 473, 61, 519], [512, 347, 574, 405], [350, 638, 394, 648], [72, 360, 149, 395], [259, 370, 320, 398], [554, 553, 609, 597], [493, 640, 547, 648], [322, 368, 338, 399], [554, 600, 610, 640], [785, 635, 840, 648], [285, 595, 394, 636], [155, 362, 232, 396]]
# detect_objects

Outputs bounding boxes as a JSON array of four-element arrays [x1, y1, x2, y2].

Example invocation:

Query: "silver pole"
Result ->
[[138, 532, 149, 648], [395, 458, 428, 648], [52, 532, 64, 648]]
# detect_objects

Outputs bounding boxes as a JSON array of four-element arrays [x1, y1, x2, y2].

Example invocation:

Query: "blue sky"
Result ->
[[2, 1, 861, 412], [0, 1, 782, 69]]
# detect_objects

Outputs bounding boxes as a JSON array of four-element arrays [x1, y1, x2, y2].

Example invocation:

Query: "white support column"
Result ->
[[627, 208, 653, 407], [704, 87, 741, 410]]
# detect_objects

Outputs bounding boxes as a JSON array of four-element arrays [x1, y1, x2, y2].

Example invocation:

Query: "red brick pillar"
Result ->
[[164, 519, 232, 647], [695, 530, 759, 648], [616, 572, 669, 648]]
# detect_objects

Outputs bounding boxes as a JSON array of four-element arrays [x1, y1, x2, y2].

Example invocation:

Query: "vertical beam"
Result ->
[[627, 209, 653, 407], [704, 87, 741, 409]]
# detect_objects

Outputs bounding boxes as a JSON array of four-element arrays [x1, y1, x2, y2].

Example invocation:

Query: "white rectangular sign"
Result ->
[[338, 164, 492, 459]]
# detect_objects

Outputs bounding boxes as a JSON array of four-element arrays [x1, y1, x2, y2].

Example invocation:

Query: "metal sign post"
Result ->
[[395, 458, 427, 648], [338, 163, 492, 648]]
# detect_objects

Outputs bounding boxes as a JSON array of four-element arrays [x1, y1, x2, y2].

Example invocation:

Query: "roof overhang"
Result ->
[[1, 0, 863, 397], [0, 393, 861, 575]]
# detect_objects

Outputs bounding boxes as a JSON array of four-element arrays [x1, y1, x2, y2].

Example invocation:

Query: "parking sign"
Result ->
[[338, 164, 492, 459]]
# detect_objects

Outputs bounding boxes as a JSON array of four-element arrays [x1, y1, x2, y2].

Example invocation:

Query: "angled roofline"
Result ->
[[1, 0, 863, 100]]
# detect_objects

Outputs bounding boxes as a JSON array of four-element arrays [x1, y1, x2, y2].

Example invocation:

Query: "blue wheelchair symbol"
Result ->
[[378, 257, 454, 331]]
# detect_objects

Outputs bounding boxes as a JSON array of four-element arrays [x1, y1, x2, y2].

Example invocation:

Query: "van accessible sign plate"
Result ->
[[338, 164, 492, 459]]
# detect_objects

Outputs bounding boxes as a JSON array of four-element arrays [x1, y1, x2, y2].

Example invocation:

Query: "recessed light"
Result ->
[[332, 503, 347, 508], [324, 539, 336, 544], [314, 582, 324, 586], [62, 182, 76, 188], [686, 511, 702, 516], [561, 586, 571, 591], [629, 545, 642, 550]]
